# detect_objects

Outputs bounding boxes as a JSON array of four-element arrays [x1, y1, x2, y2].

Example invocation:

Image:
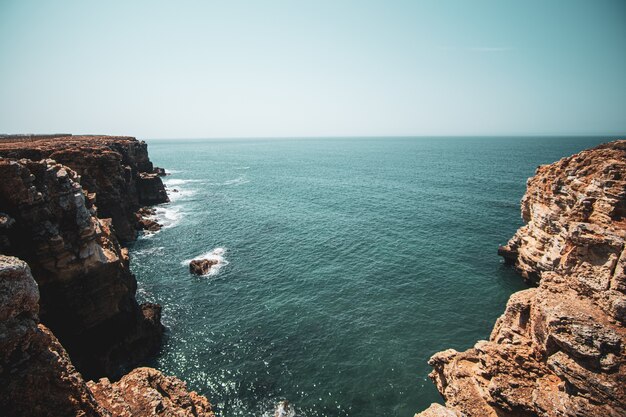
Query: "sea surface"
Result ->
[[130, 136, 611, 417]]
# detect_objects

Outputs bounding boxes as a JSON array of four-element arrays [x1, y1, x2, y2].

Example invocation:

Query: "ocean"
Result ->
[[130, 136, 610, 417]]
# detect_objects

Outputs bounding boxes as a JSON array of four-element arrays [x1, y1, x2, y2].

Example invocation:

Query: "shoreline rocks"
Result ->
[[0, 255, 213, 417], [0, 135, 169, 242], [416, 141, 626, 416], [0, 135, 213, 416], [0, 156, 163, 379]]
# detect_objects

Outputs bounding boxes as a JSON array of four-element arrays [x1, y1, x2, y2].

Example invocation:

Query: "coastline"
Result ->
[[1, 136, 624, 416], [416, 141, 626, 417], [0, 135, 213, 416]]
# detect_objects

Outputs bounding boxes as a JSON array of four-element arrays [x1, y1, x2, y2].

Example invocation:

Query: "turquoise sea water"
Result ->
[[130, 136, 611, 417]]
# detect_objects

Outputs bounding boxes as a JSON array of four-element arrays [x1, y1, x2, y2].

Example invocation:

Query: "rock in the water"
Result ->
[[418, 140, 626, 417], [189, 259, 218, 275]]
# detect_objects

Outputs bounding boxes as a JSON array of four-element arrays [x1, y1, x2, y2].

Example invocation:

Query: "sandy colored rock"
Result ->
[[420, 141, 626, 417], [89, 367, 214, 417], [0, 135, 168, 241], [414, 403, 463, 417]]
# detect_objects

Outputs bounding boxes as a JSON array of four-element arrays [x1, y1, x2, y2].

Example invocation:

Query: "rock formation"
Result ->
[[0, 255, 213, 417], [0, 135, 213, 416], [0, 156, 163, 379], [416, 141, 626, 416], [189, 259, 217, 275], [88, 368, 213, 417], [0, 135, 168, 242]]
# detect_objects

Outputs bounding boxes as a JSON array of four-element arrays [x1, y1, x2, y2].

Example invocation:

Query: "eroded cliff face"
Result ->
[[0, 157, 163, 378], [417, 141, 626, 417], [0, 135, 213, 416], [0, 255, 213, 417], [0, 135, 168, 242]]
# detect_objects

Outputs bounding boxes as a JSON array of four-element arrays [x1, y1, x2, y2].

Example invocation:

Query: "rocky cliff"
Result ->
[[0, 135, 213, 416], [0, 155, 163, 379], [416, 141, 626, 416], [0, 135, 168, 242], [0, 255, 213, 417]]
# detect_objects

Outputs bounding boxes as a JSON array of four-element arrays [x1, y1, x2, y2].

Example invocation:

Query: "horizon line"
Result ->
[[142, 133, 626, 141]]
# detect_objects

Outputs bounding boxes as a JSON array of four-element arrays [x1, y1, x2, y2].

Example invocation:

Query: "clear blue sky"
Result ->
[[1, 0, 624, 138]]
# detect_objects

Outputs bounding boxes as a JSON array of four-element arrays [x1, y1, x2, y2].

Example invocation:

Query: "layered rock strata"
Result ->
[[417, 141, 626, 417], [0, 135, 168, 241], [0, 255, 213, 417], [0, 157, 163, 378]]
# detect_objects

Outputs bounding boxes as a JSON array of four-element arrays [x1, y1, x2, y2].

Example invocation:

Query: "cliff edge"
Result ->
[[417, 141, 626, 416], [0, 255, 213, 417], [0, 135, 213, 416]]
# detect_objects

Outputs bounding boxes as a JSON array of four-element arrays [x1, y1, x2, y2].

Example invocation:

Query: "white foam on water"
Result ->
[[164, 178, 202, 187], [165, 169, 184, 174], [181, 247, 228, 276], [261, 401, 296, 417], [167, 188, 197, 203], [156, 206, 183, 229]]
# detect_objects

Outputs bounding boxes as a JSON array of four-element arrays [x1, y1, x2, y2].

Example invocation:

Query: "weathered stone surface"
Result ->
[[0, 255, 212, 417], [414, 403, 463, 417], [136, 207, 162, 232], [189, 259, 218, 275], [420, 141, 626, 417], [89, 367, 214, 417], [0, 135, 168, 241], [0, 157, 163, 379], [0, 255, 107, 417]]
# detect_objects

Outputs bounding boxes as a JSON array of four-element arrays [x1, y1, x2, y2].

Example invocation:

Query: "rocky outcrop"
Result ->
[[418, 141, 626, 417], [0, 157, 163, 379], [0, 255, 213, 417], [88, 367, 214, 417], [0, 135, 168, 241], [0, 255, 107, 417], [189, 259, 217, 275]]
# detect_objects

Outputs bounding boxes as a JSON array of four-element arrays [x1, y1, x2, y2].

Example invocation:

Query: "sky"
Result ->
[[0, 0, 625, 138]]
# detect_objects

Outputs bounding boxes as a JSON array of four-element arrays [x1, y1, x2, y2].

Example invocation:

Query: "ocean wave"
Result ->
[[208, 175, 250, 186], [167, 188, 197, 203], [261, 402, 296, 417], [165, 169, 184, 174], [156, 206, 183, 229], [164, 178, 202, 187], [181, 247, 228, 276], [133, 246, 165, 256]]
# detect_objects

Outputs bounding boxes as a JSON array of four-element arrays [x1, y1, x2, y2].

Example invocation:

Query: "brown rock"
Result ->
[[0, 255, 212, 417], [0, 157, 163, 379], [0, 255, 108, 417], [414, 403, 463, 417], [0, 135, 169, 242], [419, 141, 626, 417], [88, 367, 214, 417], [189, 259, 218, 275]]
